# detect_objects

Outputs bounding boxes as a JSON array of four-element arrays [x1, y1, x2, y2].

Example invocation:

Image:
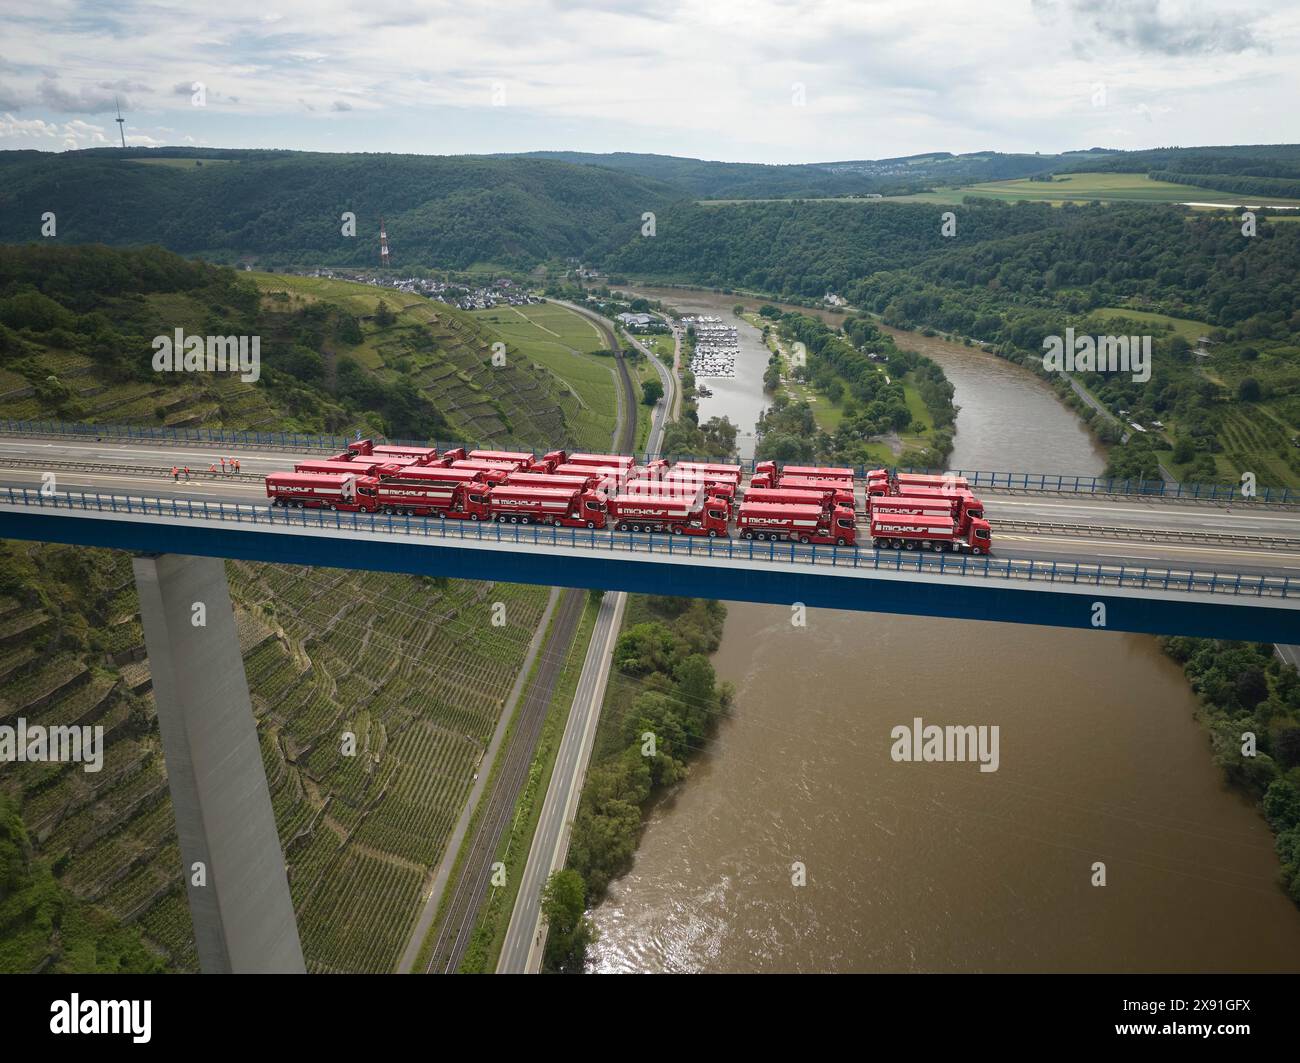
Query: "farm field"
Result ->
[[885, 172, 1300, 207]]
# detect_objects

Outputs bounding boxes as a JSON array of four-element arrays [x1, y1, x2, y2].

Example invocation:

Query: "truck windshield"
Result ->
[[708, 510, 724, 520], [975, 528, 990, 540], [585, 500, 604, 511], [837, 518, 853, 529]]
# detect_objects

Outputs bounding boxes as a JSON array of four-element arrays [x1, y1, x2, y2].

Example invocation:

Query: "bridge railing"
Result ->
[[2, 487, 1294, 602]]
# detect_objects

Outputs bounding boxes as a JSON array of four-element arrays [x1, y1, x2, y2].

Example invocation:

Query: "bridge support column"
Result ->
[[133, 553, 305, 974]]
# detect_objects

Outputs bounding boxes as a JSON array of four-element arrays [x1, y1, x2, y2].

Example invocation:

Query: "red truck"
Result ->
[[468, 449, 551, 471], [674, 461, 742, 485], [871, 491, 984, 528], [485, 485, 607, 528], [372, 466, 488, 518], [346, 439, 440, 465], [737, 502, 856, 546], [267, 471, 377, 511], [869, 513, 992, 554], [554, 462, 632, 492], [609, 488, 729, 537]]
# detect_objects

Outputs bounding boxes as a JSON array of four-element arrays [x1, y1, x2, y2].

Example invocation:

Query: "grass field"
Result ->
[[886, 172, 1300, 208], [470, 303, 620, 451], [1093, 307, 1209, 343]]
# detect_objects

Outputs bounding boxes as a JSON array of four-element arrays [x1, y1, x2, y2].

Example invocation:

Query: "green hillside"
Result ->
[[0, 148, 679, 269]]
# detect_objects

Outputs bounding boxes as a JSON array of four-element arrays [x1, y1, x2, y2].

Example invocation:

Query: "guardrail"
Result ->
[[0, 457, 262, 482], [3, 417, 1297, 504], [2, 486, 1294, 602], [989, 518, 1300, 548]]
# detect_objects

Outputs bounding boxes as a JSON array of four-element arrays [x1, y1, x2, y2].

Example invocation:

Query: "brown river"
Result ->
[[587, 287, 1300, 972]]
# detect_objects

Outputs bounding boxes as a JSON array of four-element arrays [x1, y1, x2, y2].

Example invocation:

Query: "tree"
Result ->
[[1237, 377, 1261, 402], [374, 299, 396, 327], [641, 379, 663, 406], [540, 869, 595, 974]]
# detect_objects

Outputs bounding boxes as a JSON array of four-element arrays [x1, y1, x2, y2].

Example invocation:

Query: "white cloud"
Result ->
[[0, 0, 1295, 159]]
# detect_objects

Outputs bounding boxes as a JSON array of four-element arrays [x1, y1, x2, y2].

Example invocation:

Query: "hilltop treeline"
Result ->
[[0, 150, 677, 268]]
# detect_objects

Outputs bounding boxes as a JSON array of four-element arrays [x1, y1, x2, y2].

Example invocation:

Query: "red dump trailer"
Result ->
[[737, 502, 856, 546], [894, 472, 970, 494], [661, 471, 737, 501], [776, 475, 854, 508], [873, 489, 984, 525], [469, 449, 539, 470], [449, 459, 520, 485], [371, 444, 439, 465], [505, 471, 597, 493], [554, 462, 631, 491], [869, 513, 992, 554], [294, 458, 404, 477], [674, 461, 742, 485], [742, 487, 835, 512], [267, 471, 378, 512], [567, 453, 636, 471], [485, 485, 607, 528], [609, 489, 729, 537], [371, 466, 487, 518]]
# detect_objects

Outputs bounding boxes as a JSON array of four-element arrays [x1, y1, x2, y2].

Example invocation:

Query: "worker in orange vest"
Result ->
[[171, 466, 179, 481], [209, 463, 218, 475], [183, 466, 191, 480], [219, 456, 227, 473], [234, 458, 241, 473]]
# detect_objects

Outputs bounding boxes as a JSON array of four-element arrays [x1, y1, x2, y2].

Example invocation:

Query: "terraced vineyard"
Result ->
[[0, 538, 551, 972]]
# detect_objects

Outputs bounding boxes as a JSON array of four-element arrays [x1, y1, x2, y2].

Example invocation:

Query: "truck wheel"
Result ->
[[672, 526, 684, 535], [586, 520, 596, 529], [742, 530, 753, 540], [470, 513, 480, 520], [971, 547, 984, 556], [293, 501, 304, 509], [617, 522, 629, 532], [707, 529, 719, 538], [799, 535, 810, 544], [904, 540, 916, 550], [509, 516, 520, 524], [836, 537, 847, 547]]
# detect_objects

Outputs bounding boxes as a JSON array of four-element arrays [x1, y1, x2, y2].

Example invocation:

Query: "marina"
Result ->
[[683, 315, 739, 379]]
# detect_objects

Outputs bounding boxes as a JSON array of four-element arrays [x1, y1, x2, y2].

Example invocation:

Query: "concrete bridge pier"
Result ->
[[133, 553, 305, 974]]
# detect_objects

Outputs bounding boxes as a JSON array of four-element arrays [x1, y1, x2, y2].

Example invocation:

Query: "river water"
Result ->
[[590, 287, 1300, 972]]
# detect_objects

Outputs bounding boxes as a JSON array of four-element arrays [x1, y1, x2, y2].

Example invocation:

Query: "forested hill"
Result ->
[[0, 149, 679, 269]]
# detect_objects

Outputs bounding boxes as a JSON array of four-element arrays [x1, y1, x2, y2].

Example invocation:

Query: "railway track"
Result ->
[[422, 587, 585, 973]]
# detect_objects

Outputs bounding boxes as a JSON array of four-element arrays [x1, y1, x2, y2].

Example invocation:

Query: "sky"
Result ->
[[1, 0, 1297, 162]]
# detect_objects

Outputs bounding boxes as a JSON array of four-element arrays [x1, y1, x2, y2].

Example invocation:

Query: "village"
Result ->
[[293, 268, 544, 311]]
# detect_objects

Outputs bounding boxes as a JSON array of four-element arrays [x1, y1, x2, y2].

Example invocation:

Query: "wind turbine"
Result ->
[[115, 96, 126, 148]]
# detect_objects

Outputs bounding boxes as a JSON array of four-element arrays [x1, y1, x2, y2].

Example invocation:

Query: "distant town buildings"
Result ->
[[296, 269, 541, 310]]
